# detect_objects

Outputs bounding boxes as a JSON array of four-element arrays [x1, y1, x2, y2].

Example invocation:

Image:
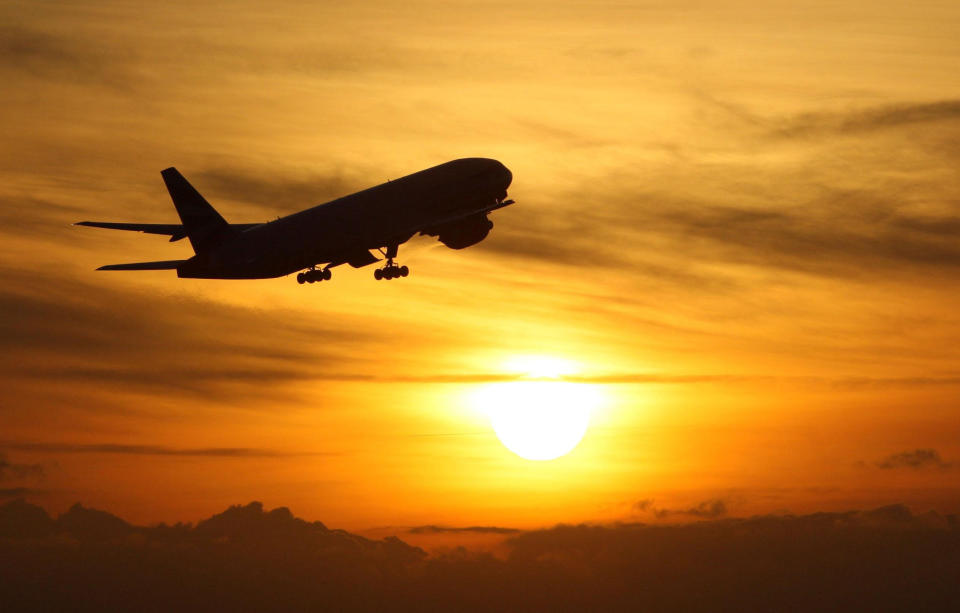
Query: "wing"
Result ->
[[97, 260, 186, 271], [75, 221, 260, 242]]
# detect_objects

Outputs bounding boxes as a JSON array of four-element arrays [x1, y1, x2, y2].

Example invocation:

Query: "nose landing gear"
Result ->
[[297, 267, 331, 284]]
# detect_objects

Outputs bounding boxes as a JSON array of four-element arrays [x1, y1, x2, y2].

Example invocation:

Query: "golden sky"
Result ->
[[2, 0, 959, 530]]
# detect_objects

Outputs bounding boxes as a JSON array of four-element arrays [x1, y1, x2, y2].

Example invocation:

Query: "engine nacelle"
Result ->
[[434, 214, 494, 250]]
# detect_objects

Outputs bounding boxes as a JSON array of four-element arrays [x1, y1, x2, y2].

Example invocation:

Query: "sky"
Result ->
[[2, 0, 960, 532]]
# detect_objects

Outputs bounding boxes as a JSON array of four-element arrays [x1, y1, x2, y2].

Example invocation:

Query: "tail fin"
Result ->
[[161, 167, 230, 253]]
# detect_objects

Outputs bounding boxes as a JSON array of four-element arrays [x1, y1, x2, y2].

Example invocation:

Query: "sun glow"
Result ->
[[470, 358, 605, 461]]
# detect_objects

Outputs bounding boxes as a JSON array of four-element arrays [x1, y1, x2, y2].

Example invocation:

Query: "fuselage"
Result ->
[[176, 158, 513, 279]]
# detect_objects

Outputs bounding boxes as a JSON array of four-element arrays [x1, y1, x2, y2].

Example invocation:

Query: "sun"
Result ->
[[469, 357, 605, 461]]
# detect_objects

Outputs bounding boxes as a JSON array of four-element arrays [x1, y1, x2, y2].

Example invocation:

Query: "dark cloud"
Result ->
[[4, 499, 956, 612], [633, 498, 729, 519], [0, 442, 322, 458], [776, 100, 960, 138], [0, 196, 86, 241], [408, 525, 521, 535], [630, 196, 960, 279], [876, 449, 953, 470], [489, 182, 960, 284], [0, 487, 39, 499], [0, 24, 137, 88], [656, 499, 727, 519], [0, 454, 44, 481], [0, 264, 377, 401], [480, 97, 960, 288], [632, 498, 654, 512]]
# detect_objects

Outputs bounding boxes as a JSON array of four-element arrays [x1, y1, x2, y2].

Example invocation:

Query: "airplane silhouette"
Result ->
[[76, 158, 514, 284]]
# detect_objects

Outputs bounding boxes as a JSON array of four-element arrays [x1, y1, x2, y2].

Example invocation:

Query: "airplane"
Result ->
[[76, 158, 514, 284]]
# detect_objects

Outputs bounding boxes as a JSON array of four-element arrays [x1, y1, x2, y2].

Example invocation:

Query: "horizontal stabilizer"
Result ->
[[97, 260, 185, 271], [75, 221, 188, 242]]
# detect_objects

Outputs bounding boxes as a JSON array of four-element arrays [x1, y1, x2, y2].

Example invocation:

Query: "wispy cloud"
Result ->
[[0, 442, 324, 458], [0, 24, 138, 89], [0, 265, 380, 401], [775, 100, 960, 138], [408, 524, 521, 535]]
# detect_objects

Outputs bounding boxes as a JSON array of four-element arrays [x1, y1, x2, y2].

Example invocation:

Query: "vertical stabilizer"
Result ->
[[160, 168, 230, 253]]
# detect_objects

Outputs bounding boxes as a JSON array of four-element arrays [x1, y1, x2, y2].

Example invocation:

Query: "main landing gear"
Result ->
[[374, 243, 409, 281], [374, 263, 408, 280], [297, 267, 331, 284]]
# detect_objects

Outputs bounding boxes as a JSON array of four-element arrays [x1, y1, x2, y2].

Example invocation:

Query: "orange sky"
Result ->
[[2, 0, 959, 531]]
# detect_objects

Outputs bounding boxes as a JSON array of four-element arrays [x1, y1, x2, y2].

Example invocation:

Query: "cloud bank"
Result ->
[[1, 498, 957, 612]]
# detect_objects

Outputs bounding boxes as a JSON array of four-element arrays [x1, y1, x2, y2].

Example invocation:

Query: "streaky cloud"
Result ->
[[408, 524, 522, 535], [0, 442, 328, 458], [776, 99, 960, 138]]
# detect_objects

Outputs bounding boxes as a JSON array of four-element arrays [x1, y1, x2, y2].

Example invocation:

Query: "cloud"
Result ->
[[0, 487, 39, 499], [632, 499, 654, 512], [476, 96, 960, 293], [2, 498, 957, 613], [658, 499, 727, 519], [0, 264, 381, 402], [633, 498, 729, 520], [621, 196, 960, 280], [0, 196, 87, 241], [876, 449, 953, 470], [0, 442, 321, 458], [0, 24, 138, 89], [776, 100, 960, 138], [0, 454, 44, 481], [483, 181, 960, 291], [408, 525, 522, 535]]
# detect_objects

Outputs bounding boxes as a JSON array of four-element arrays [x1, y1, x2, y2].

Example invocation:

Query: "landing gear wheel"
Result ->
[[298, 267, 332, 284], [375, 242, 410, 281]]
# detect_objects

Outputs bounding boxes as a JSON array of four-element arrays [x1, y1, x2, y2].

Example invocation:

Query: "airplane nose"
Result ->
[[501, 164, 513, 188]]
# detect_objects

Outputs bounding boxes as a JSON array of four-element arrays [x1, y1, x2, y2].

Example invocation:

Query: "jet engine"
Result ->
[[433, 214, 493, 249]]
